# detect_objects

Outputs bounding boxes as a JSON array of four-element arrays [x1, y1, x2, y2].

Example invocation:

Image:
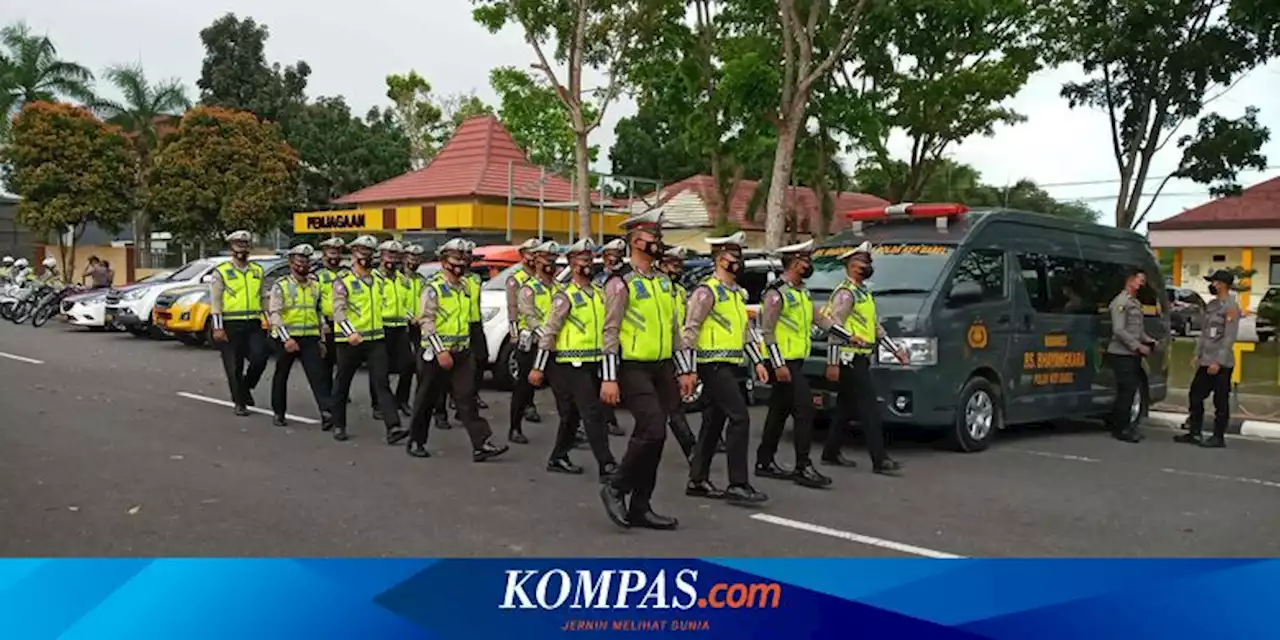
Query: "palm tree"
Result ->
[[0, 22, 94, 120], [91, 63, 191, 264]]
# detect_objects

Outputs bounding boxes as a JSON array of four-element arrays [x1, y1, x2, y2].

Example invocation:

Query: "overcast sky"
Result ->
[[10, 0, 1280, 228]]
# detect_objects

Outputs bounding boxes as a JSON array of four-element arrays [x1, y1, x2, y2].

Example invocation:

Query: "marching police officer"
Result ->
[[316, 237, 349, 397], [397, 244, 428, 412], [594, 238, 627, 437], [657, 245, 697, 460], [462, 240, 489, 411], [510, 240, 560, 444], [330, 235, 407, 444], [506, 238, 544, 425], [1177, 269, 1240, 448], [678, 232, 769, 505], [371, 240, 412, 420], [756, 240, 830, 488], [407, 238, 509, 461], [598, 209, 681, 530], [267, 244, 333, 428], [819, 242, 909, 473], [210, 230, 269, 416], [530, 237, 618, 478], [1106, 267, 1157, 443]]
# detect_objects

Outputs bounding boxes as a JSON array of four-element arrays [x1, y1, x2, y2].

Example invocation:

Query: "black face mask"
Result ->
[[355, 254, 372, 269], [445, 259, 466, 276], [291, 261, 310, 277], [574, 264, 592, 277], [857, 264, 875, 279], [637, 239, 662, 258], [724, 261, 743, 277], [231, 246, 249, 261], [801, 263, 814, 279], [324, 256, 341, 268], [604, 256, 622, 270], [540, 261, 556, 274]]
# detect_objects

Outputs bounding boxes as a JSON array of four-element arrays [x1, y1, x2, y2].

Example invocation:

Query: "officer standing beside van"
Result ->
[[1176, 269, 1240, 448], [266, 244, 332, 428], [210, 230, 269, 416], [1106, 267, 1156, 443], [819, 242, 909, 474]]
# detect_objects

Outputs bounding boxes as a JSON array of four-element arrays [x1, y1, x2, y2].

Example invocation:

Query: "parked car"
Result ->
[[61, 271, 174, 331], [154, 258, 308, 345], [107, 255, 280, 338], [1167, 287, 1206, 336], [1256, 287, 1277, 342]]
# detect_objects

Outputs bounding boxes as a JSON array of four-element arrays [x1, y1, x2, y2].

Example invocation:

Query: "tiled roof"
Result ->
[[1148, 175, 1280, 230], [334, 115, 590, 205], [644, 175, 888, 233]]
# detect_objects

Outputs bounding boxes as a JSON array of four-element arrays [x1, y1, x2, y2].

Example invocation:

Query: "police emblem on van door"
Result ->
[[967, 321, 989, 350]]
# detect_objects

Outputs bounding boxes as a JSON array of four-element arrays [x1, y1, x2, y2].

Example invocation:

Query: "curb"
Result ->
[[1146, 411, 1280, 440]]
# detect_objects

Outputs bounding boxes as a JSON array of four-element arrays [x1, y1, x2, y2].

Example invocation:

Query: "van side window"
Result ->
[[1017, 253, 1094, 315], [950, 249, 1005, 302], [1016, 253, 1050, 312]]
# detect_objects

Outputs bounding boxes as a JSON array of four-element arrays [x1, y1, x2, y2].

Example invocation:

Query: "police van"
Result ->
[[805, 203, 1170, 452]]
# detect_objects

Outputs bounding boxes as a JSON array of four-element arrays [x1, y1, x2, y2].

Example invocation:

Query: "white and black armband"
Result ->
[[744, 344, 763, 366], [827, 324, 853, 343], [675, 348, 697, 375], [509, 321, 520, 337], [425, 333, 445, 354], [878, 335, 901, 353], [338, 320, 356, 337], [276, 325, 291, 342], [533, 349, 550, 371], [211, 314, 224, 331], [826, 345, 840, 366], [767, 343, 786, 369], [602, 353, 620, 382]]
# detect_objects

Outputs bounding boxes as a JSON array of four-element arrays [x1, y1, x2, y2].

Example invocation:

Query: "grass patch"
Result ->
[[1168, 339, 1280, 396]]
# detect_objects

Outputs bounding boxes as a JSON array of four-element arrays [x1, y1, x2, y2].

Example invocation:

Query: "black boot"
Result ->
[[627, 506, 678, 530], [434, 414, 451, 430], [372, 407, 384, 421], [332, 427, 349, 442], [524, 405, 542, 423], [820, 451, 858, 467], [320, 411, 334, 432], [1174, 432, 1202, 445], [244, 393, 256, 407], [509, 429, 529, 445], [724, 484, 769, 505], [547, 456, 584, 475], [1200, 435, 1226, 448], [599, 483, 630, 529], [794, 462, 833, 488], [754, 459, 794, 480], [234, 404, 250, 417], [608, 421, 625, 436], [873, 458, 904, 476], [1113, 430, 1142, 443], [685, 480, 725, 499], [475, 396, 489, 410], [385, 426, 409, 446], [473, 439, 510, 462], [272, 415, 287, 427], [406, 441, 430, 458]]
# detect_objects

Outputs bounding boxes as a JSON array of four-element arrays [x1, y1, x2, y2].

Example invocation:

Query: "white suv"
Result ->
[[106, 255, 280, 338]]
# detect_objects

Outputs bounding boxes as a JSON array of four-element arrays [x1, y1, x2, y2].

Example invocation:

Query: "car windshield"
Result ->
[[806, 243, 956, 294], [139, 271, 175, 283], [168, 260, 214, 282]]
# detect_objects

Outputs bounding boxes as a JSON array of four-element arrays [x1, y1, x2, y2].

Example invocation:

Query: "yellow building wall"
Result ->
[[295, 200, 626, 238]]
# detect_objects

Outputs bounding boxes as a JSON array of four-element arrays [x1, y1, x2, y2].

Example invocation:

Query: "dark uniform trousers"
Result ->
[[549, 361, 615, 469], [332, 339, 401, 432], [690, 363, 751, 486], [218, 319, 269, 406], [271, 336, 333, 418], [612, 360, 681, 510], [397, 325, 421, 408], [323, 321, 338, 395], [509, 347, 537, 431], [1106, 353, 1143, 435], [409, 348, 491, 448], [822, 355, 888, 466], [1188, 366, 1232, 439], [758, 359, 816, 466], [668, 405, 696, 458], [372, 326, 409, 411], [432, 322, 488, 419]]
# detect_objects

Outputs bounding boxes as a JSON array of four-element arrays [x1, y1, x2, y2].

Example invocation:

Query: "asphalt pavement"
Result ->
[[1, 322, 1278, 558]]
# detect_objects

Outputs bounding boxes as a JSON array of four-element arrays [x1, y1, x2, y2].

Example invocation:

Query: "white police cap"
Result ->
[[318, 237, 345, 249], [287, 244, 314, 257], [601, 238, 626, 253], [348, 235, 379, 250], [403, 243, 425, 256], [225, 230, 252, 243], [620, 208, 663, 232], [533, 240, 561, 254], [837, 241, 873, 261], [776, 239, 815, 256], [706, 231, 747, 251], [565, 237, 596, 255], [377, 240, 403, 253], [662, 245, 689, 260], [436, 238, 469, 256], [518, 237, 543, 253]]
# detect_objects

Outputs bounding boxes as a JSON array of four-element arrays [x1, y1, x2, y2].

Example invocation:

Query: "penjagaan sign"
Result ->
[[294, 209, 383, 233]]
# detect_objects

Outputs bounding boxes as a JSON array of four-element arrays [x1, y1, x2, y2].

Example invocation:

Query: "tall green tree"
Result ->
[[288, 96, 411, 207], [437, 91, 494, 141], [385, 70, 445, 169], [0, 22, 94, 138], [2, 102, 136, 275], [1056, 0, 1280, 228], [196, 14, 310, 127], [146, 107, 299, 244], [472, 0, 670, 240], [91, 63, 192, 263], [489, 66, 597, 169]]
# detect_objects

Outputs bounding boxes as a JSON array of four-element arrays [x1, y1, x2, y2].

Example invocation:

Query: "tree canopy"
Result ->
[[288, 97, 411, 207], [196, 13, 310, 128], [0, 22, 94, 141]]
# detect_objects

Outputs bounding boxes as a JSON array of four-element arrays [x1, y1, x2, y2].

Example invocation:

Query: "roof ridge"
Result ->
[[470, 116, 497, 196]]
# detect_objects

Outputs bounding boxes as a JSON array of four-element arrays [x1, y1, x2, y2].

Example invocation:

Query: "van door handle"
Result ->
[[996, 314, 1011, 325]]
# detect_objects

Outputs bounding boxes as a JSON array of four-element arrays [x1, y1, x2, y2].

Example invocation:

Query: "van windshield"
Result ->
[[806, 244, 956, 294]]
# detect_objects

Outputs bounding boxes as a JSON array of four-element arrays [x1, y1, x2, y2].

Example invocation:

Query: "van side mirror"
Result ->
[[948, 281, 984, 305]]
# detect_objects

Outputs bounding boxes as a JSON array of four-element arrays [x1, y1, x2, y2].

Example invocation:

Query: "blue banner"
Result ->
[[1, 558, 1275, 639]]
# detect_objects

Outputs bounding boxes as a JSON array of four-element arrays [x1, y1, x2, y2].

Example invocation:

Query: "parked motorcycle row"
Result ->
[[0, 277, 84, 328]]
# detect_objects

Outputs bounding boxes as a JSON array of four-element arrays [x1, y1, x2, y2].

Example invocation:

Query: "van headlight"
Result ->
[[879, 337, 937, 366], [122, 288, 147, 301], [482, 306, 501, 323], [177, 292, 204, 308]]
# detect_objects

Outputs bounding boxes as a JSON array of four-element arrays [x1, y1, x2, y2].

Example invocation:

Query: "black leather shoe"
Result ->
[[372, 407, 384, 421], [476, 397, 489, 410], [873, 458, 904, 476], [272, 415, 287, 427], [524, 406, 542, 423], [1200, 435, 1226, 448], [754, 460, 794, 480], [1113, 431, 1142, 443], [725, 484, 769, 505], [320, 411, 334, 432], [234, 404, 250, 417], [333, 428, 349, 442], [473, 440, 510, 462], [599, 462, 620, 484], [1174, 433, 1202, 445], [599, 484, 630, 529], [406, 441, 431, 458], [628, 508, 678, 530], [608, 422, 625, 436], [398, 403, 412, 417], [244, 394, 256, 407], [385, 427, 409, 446], [685, 480, 725, 499], [509, 430, 529, 445], [434, 415, 451, 430], [820, 452, 857, 467], [794, 463, 833, 488], [547, 457, 585, 475]]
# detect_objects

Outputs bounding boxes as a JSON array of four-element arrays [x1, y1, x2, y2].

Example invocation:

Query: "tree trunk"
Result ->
[[764, 107, 804, 250], [574, 130, 592, 241]]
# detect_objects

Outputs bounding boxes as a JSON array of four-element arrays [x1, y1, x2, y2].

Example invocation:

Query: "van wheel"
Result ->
[[493, 341, 516, 391], [947, 377, 1001, 452], [1132, 375, 1149, 426]]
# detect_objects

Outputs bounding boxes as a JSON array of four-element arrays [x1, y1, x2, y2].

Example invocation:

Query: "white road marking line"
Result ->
[[0, 351, 44, 365], [1160, 468, 1280, 490], [176, 391, 320, 425], [750, 514, 965, 559], [1006, 448, 1100, 463]]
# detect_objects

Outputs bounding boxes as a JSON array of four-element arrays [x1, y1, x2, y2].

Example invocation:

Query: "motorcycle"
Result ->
[[0, 280, 34, 321], [9, 283, 49, 324], [31, 285, 82, 327]]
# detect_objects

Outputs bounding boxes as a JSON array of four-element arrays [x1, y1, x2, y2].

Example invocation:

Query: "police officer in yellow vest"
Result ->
[[510, 240, 560, 444], [594, 237, 627, 437], [598, 209, 682, 531], [407, 238, 509, 461], [437, 240, 491, 426], [396, 243, 428, 411], [756, 240, 830, 488], [370, 240, 412, 421], [330, 235, 408, 444], [506, 237, 545, 426], [819, 242, 909, 474], [657, 245, 696, 460], [267, 244, 333, 428], [677, 231, 770, 505], [316, 237, 349, 395], [529, 237, 618, 478], [210, 230, 269, 416]]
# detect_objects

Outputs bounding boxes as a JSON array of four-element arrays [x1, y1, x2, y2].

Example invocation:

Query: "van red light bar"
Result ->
[[843, 203, 970, 220]]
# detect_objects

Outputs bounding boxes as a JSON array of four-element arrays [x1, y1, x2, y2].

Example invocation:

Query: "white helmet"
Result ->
[[41, 257, 57, 269], [2, 256, 12, 265], [14, 258, 28, 268]]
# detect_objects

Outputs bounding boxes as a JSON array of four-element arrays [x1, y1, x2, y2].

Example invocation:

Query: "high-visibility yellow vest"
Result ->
[[826, 279, 875, 356], [425, 278, 470, 351], [336, 271, 384, 343], [674, 282, 688, 327], [464, 273, 482, 323], [216, 261, 264, 320], [377, 270, 410, 328], [694, 275, 747, 363], [276, 277, 322, 337], [620, 271, 676, 362], [518, 279, 556, 331], [403, 272, 427, 321], [555, 281, 604, 364], [317, 266, 347, 318], [773, 282, 813, 361]]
